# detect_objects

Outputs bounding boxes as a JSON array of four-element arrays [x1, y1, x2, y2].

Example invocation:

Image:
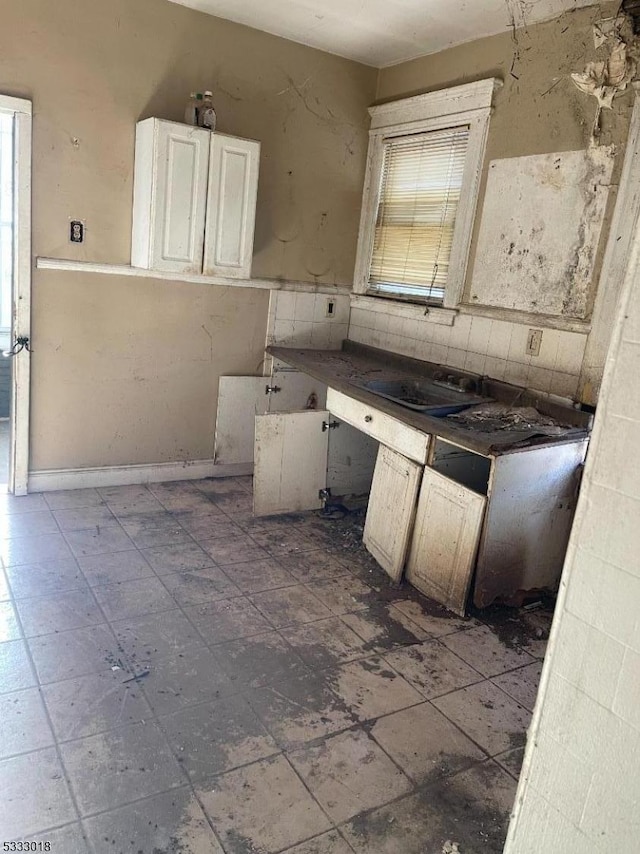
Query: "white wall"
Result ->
[[349, 303, 587, 398], [505, 218, 640, 851]]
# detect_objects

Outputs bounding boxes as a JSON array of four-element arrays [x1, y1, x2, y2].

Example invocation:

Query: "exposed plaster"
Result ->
[[571, 12, 639, 138]]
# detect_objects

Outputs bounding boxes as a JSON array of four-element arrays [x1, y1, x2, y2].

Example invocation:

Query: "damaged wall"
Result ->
[[504, 144, 640, 854], [363, 4, 636, 402], [0, 0, 376, 470], [471, 147, 614, 318]]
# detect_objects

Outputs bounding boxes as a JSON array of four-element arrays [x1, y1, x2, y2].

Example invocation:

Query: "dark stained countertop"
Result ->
[[267, 340, 591, 457]]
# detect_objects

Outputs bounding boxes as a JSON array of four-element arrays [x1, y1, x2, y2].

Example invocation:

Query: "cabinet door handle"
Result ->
[[364, 415, 373, 423]]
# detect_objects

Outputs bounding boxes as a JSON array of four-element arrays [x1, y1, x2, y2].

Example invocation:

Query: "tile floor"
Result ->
[[0, 477, 551, 854]]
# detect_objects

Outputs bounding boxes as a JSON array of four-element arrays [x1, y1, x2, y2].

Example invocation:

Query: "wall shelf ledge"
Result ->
[[35, 257, 351, 296]]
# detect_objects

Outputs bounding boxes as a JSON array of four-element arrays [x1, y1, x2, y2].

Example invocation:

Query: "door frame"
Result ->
[[0, 94, 31, 495]]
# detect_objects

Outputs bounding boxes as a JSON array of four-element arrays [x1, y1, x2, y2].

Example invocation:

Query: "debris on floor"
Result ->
[[0, 477, 551, 852]]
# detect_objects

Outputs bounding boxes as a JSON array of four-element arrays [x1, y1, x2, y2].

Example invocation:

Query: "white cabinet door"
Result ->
[[204, 134, 260, 278], [406, 467, 486, 616], [267, 366, 327, 412], [363, 446, 422, 583], [254, 410, 329, 516], [214, 369, 327, 468], [132, 119, 210, 273], [214, 376, 267, 465]]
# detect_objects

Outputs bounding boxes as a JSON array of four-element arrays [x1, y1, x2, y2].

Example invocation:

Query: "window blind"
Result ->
[[368, 125, 470, 303]]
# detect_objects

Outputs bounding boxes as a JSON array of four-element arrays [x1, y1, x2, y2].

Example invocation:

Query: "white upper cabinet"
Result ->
[[131, 119, 209, 273], [204, 134, 260, 278], [131, 118, 260, 278]]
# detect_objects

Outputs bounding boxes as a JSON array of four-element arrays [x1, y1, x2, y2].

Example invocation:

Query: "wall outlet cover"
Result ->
[[69, 220, 85, 243], [527, 328, 543, 356]]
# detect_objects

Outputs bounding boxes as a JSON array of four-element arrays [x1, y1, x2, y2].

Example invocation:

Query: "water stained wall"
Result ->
[[369, 3, 636, 404], [0, 0, 377, 470]]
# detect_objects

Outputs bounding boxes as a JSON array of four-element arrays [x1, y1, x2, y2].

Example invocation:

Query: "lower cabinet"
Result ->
[[326, 387, 429, 464], [405, 438, 489, 615], [221, 372, 586, 612], [363, 445, 423, 583], [254, 410, 330, 516], [253, 407, 378, 516], [213, 365, 328, 466], [216, 372, 378, 516], [406, 467, 486, 617]]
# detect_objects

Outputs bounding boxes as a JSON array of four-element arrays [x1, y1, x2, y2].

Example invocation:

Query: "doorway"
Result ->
[[0, 94, 31, 495]]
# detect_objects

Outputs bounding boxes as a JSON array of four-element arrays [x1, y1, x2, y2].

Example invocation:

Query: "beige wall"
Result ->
[[0, 0, 376, 470], [371, 5, 633, 403], [376, 5, 628, 160]]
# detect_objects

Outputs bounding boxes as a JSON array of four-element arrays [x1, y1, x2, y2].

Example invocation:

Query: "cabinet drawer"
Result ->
[[327, 388, 429, 464]]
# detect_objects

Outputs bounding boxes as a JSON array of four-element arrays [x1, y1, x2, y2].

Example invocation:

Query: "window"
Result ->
[[354, 80, 499, 310], [369, 126, 470, 303]]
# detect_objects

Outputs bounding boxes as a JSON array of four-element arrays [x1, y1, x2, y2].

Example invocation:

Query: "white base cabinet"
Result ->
[[406, 467, 486, 616], [214, 376, 267, 466], [214, 370, 377, 516], [326, 387, 429, 464], [363, 446, 423, 583], [213, 367, 329, 467], [220, 363, 586, 612], [254, 410, 330, 516], [253, 406, 377, 517], [132, 118, 260, 278]]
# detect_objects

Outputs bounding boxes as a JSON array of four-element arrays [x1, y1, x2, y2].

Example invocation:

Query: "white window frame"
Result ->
[[353, 79, 500, 311]]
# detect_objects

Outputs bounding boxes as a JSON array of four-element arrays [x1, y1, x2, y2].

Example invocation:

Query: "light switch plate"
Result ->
[[526, 328, 543, 356]]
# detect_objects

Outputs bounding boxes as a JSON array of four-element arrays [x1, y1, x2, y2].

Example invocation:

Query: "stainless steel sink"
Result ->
[[359, 377, 492, 415]]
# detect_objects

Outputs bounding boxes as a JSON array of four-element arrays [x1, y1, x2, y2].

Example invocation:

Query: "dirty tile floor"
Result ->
[[0, 477, 551, 853]]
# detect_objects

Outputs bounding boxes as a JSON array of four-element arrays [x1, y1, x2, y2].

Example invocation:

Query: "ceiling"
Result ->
[[167, 0, 596, 67]]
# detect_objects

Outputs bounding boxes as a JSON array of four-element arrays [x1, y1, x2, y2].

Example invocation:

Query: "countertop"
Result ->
[[267, 341, 591, 457]]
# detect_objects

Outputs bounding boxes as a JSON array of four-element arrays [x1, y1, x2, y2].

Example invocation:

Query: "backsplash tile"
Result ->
[[269, 291, 587, 399], [467, 316, 492, 356], [527, 365, 553, 394], [348, 304, 587, 398], [537, 327, 561, 369], [275, 292, 297, 321], [294, 292, 315, 320], [484, 356, 506, 381], [267, 291, 350, 350], [556, 332, 588, 374], [487, 320, 513, 360]]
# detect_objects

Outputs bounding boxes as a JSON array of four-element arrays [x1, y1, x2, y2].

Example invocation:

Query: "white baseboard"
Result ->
[[28, 459, 253, 493]]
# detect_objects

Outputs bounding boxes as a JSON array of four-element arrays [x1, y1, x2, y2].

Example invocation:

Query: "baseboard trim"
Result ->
[[28, 460, 253, 493]]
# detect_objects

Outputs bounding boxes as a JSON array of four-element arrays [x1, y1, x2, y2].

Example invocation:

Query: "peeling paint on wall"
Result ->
[[470, 147, 614, 318], [571, 13, 638, 137]]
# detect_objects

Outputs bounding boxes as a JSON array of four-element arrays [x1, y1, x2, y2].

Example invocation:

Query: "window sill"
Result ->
[[457, 303, 591, 334], [350, 294, 457, 326]]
